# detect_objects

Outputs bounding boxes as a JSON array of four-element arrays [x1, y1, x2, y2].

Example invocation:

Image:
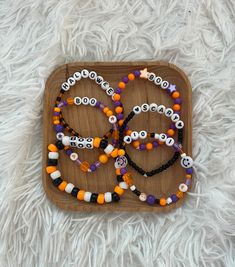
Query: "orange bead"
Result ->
[[172, 91, 180, 99], [186, 174, 192, 179], [118, 120, 124, 126], [118, 149, 125, 156], [116, 168, 121, 175], [113, 94, 121, 101], [106, 110, 113, 117], [123, 173, 133, 186], [111, 148, 119, 158], [173, 104, 181, 111], [115, 106, 123, 114], [58, 181, 67, 191], [103, 107, 109, 114], [146, 143, 153, 150], [176, 191, 184, 199], [160, 198, 167, 206], [53, 116, 59, 121], [114, 186, 124, 196], [158, 141, 164, 145], [97, 194, 105, 204], [80, 161, 90, 172], [48, 144, 58, 152], [53, 120, 60, 125], [167, 129, 175, 136], [54, 107, 61, 112], [46, 166, 56, 174], [77, 190, 85, 201], [93, 137, 101, 148], [128, 73, 135, 81], [126, 130, 132, 136], [133, 141, 140, 148], [118, 82, 126, 89], [112, 130, 119, 140], [99, 154, 108, 164], [67, 97, 74, 105]]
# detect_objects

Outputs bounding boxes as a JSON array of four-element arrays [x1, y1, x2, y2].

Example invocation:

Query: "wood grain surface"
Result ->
[[42, 61, 192, 212]]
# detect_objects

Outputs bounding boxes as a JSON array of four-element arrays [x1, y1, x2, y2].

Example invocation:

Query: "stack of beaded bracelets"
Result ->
[[46, 67, 193, 206]]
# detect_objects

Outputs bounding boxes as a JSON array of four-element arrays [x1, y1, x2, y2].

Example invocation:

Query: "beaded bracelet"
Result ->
[[119, 109, 183, 177], [113, 68, 182, 149], [46, 141, 128, 204]]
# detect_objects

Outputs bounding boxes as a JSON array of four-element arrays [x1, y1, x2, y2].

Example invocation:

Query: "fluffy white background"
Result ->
[[0, 0, 235, 266]]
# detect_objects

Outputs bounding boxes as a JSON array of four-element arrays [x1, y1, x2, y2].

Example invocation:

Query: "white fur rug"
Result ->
[[0, 0, 235, 266]]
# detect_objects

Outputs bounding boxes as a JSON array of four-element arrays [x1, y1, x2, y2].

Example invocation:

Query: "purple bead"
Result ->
[[95, 161, 101, 168], [117, 113, 124, 120], [152, 141, 158, 148], [139, 144, 146, 150], [185, 179, 191, 186], [170, 123, 177, 130], [65, 149, 72, 156], [99, 104, 105, 109], [114, 101, 121, 107], [63, 100, 68, 106], [186, 168, 193, 174], [133, 70, 140, 77], [146, 195, 156, 205], [120, 168, 127, 175], [55, 124, 64, 133], [95, 101, 101, 107], [90, 164, 96, 172], [174, 111, 180, 115], [115, 88, 122, 94], [122, 76, 129, 83], [174, 98, 182, 104], [54, 112, 60, 116], [171, 194, 178, 203]]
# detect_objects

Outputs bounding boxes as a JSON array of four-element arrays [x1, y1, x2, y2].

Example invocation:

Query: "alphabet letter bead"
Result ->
[[131, 131, 139, 140], [141, 103, 150, 112], [149, 103, 158, 112], [133, 106, 141, 114], [175, 120, 184, 129], [81, 69, 89, 78], [73, 72, 81, 81], [74, 97, 82, 105]]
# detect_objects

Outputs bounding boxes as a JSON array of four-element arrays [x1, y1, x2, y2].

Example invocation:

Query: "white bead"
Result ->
[[130, 185, 136, 191], [82, 97, 89, 105], [56, 132, 64, 140], [95, 76, 104, 85], [166, 197, 172, 205], [133, 106, 141, 114], [154, 76, 162, 85], [161, 80, 169, 89], [139, 130, 147, 139], [65, 183, 74, 194], [85, 138, 93, 149], [50, 170, 61, 180], [179, 183, 188, 192], [69, 136, 78, 147], [154, 133, 160, 139], [115, 156, 128, 168], [104, 192, 112, 203], [89, 71, 97, 80], [139, 193, 147, 201], [106, 87, 114, 96], [104, 144, 114, 154], [81, 69, 89, 78], [61, 82, 70, 91], [175, 120, 184, 129], [89, 97, 97, 106], [70, 153, 78, 161], [101, 81, 109, 90], [165, 108, 174, 117], [109, 115, 117, 124], [67, 77, 76, 86], [157, 105, 166, 114], [181, 156, 193, 168], [73, 72, 82, 81], [171, 113, 180, 122], [141, 103, 150, 112], [74, 97, 82, 105], [48, 152, 59, 159], [124, 135, 132, 144], [159, 133, 167, 142], [181, 153, 186, 158], [149, 103, 158, 112], [166, 137, 174, 146], [77, 138, 85, 149], [131, 131, 139, 140], [147, 72, 156, 81], [62, 136, 70, 146], [84, 191, 92, 202], [119, 182, 128, 190]]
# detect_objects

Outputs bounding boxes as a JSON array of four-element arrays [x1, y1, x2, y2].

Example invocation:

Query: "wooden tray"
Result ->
[[42, 61, 192, 212]]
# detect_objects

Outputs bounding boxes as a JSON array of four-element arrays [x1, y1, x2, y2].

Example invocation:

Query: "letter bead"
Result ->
[[61, 82, 70, 91], [166, 137, 174, 146], [139, 130, 147, 139], [74, 97, 82, 105], [147, 72, 156, 81], [81, 69, 89, 78], [67, 77, 76, 86], [171, 113, 180, 122], [131, 131, 139, 140], [159, 133, 167, 142], [149, 103, 158, 112], [89, 71, 97, 80], [82, 97, 89, 105], [133, 106, 141, 114], [95, 76, 104, 85], [73, 71, 81, 81], [89, 97, 97, 106], [175, 120, 184, 129], [141, 103, 149, 112], [154, 76, 162, 85], [157, 105, 166, 114], [165, 108, 174, 117], [106, 87, 114, 96], [124, 136, 132, 144], [101, 81, 109, 90], [161, 80, 169, 89]]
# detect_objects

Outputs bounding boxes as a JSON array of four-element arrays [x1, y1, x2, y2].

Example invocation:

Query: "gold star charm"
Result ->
[[140, 68, 149, 79]]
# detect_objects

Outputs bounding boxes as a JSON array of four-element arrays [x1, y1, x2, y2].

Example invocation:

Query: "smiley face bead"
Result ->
[[139, 193, 147, 202], [181, 156, 193, 168]]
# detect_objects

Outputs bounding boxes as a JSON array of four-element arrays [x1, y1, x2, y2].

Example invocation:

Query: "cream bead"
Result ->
[[154, 133, 160, 139], [104, 144, 114, 154], [119, 182, 128, 190], [139, 193, 147, 201], [50, 170, 61, 180], [84, 192, 92, 202], [166, 197, 172, 205], [130, 185, 136, 191], [48, 152, 59, 159], [65, 183, 74, 194], [62, 136, 70, 146], [104, 192, 112, 203], [70, 153, 78, 161], [179, 183, 188, 192]]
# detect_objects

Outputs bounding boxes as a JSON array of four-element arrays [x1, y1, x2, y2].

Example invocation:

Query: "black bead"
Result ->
[[112, 192, 120, 202], [99, 139, 108, 149], [48, 159, 58, 166], [150, 133, 155, 138], [133, 189, 141, 196], [55, 140, 64, 150], [90, 193, 98, 203], [60, 89, 66, 94], [52, 178, 63, 187], [155, 198, 160, 205], [117, 175, 123, 182], [68, 128, 73, 133], [74, 133, 79, 137], [71, 187, 79, 197], [63, 123, 68, 128], [56, 97, 61, 101]]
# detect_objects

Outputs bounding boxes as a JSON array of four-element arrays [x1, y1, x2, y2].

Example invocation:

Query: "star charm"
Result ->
[[140, 68, 149, 79], [168, 84, 176, 93]]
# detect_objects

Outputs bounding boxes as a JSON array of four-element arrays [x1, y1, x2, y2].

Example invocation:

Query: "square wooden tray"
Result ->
[[42, 61, 192, 212]]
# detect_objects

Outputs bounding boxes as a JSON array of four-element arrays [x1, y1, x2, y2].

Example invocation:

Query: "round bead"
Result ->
[[157, 105, 166, 114], [50, 170, 61, 180], [109, 115, 117, 124], [139, 130, 147, 139], [56, 132, 64, 140], [62, 136, 70, 146], [179, 183, 188, 192], [124, 135, 132, 144], [147, 72, 156, 81], [48, 152, 59, 159], [171, 113, 180, 122], [104, 192, 112, 203], [159, 198, 167, 206], [65, 183, 74, 194], [139, 193, 147, 201], [119, 182, 128, 190], [89, 71, 97, 80], [154, 76, 162, 85], [70, 153, 78, 161], [67, 77, 76, 86], [74, 97, 82, 105], [146, 195, 156, 205], [154, 133, 160, 139], [165, 108, 174, 117], [118, 149, 125, 156], [82, 97, 89, 105], [128, 73, 135, 80], [149, 103, 158, 112], [99, 154, 108, 164], [159, 133, 167, 142], [175, 120, 184, 129], [165, 137, 174, 146], [89, 98, 97, 106], [171, 194, 178, 203], [181, 156, 194, 168], [61, 82, 70, 91], [146, 143, 153, 150], [173, 104, 181, 111], [161, 80, 169, 89], [106, 87, 114, 96], [133, 106, 141, 114], [131, 131, 139, 140], [141, 103, 149, 112], [81, 69, 89, 78], [95, 76, 104, 84], [101, 81, 109, 90], [84, 192, 92, 202], [73, 72, 81, 81]]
